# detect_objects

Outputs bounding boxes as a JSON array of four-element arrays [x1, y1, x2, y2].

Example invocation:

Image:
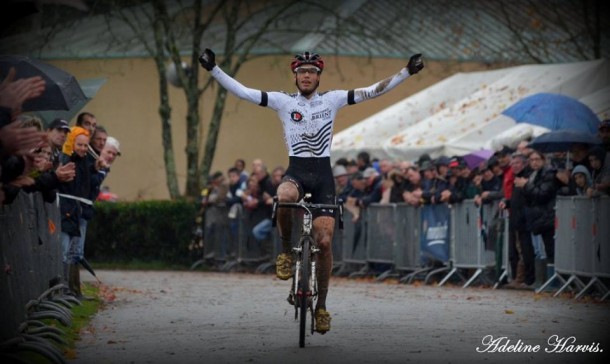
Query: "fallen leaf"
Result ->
[[505, 309, 514, 314], [64, 348, 77, 359]]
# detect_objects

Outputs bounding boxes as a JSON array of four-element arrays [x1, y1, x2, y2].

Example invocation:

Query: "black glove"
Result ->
[[198, 48, 216, 71], [407, 53, 424, 75]]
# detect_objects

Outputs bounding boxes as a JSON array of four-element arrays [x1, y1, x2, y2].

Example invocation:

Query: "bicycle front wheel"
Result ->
[[298, 236, 313, 348]]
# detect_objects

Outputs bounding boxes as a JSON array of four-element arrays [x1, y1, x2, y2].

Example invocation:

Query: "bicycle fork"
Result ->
[[289, 247, 320, 312]]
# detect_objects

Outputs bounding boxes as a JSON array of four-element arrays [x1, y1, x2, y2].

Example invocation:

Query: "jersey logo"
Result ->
[[290, 110, 304, 122]]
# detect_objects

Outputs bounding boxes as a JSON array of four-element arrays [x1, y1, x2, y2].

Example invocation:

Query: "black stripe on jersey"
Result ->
[[293, 140, 330, 156], [292, 127, 332, 155], [260, 91, 268, 107], [347, 90, 355, 105], [292, 121, 332, 148]]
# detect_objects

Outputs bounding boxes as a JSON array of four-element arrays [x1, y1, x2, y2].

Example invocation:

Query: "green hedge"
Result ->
[[84, 200, 198, 265]]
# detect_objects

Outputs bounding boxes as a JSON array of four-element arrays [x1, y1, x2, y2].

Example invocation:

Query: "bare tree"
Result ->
[[16, 0, 602, 199], [498, 0, 607, 63], [103, 0, 351, 199]]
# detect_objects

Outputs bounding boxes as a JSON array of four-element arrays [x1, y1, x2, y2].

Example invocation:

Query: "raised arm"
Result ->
[[350, 54, 424, 104], [199, 48, 265, 106]]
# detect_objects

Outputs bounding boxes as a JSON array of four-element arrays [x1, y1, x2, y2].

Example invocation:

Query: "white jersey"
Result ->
[[210, 66, 412, 158]]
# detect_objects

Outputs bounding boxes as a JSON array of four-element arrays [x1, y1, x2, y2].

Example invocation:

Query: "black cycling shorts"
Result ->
[[282, 156, 336, 217]]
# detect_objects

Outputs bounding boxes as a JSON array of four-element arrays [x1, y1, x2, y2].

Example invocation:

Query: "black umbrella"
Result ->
[[0, 55, 86, 112], [33, 77, 107, 125], [79, 257, 102, 284], [528, 129, 602, 153]]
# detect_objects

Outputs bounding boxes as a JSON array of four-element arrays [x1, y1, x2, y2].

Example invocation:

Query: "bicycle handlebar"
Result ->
[[275, 201, 341, 210], [271, 197, 344, 230]]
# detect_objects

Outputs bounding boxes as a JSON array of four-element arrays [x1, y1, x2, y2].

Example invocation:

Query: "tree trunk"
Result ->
[[152, 0, 180, 199], [199, 87, 229, 189], [185, 94, 201, 198]]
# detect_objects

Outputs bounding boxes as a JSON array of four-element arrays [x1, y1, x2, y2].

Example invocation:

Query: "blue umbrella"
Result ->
[[528, 129, 602, 153], [502, 93, 599, 134]]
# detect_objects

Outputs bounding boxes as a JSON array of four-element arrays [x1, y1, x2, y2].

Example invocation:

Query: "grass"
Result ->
[[90, 259, 199, 271], [64, 283, 101, 359], [7, 283, 101, 363]]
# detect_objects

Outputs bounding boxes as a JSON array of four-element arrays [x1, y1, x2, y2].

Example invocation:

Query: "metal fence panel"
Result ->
[[0, 192, 62, 342], [203, 205, 233, 261], [554, 197, 575, 275], [236, 209, 272, 263], [440, 200, 498, 287], [341, 209, 367, 264], [394, 204, 420, 271], [571, 197, 595, 276], [596, 197, 610, 277], [452, 200, 482, 267], [366, 204, 396, 264], [479, 202, 500, 266]]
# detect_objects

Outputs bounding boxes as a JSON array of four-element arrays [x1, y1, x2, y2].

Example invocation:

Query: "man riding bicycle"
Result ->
[[199, 49, 424, 333]]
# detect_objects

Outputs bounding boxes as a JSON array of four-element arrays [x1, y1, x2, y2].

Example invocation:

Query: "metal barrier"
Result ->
[[356, 204, 397, 280], [336, 209, 367, 276], [493, 216, 510, 289], [418, 204, 453, 284], [597, 197, 610, 300], [331, 223, 344, 272], [184, 196, 609, 300], [220, 207, 273, 272], [394, 204, 422, 283], [0, 192, 62, 341], [439, 200, 501, 288], [190, 204, 234, 270], [537, 196, 610, 300]]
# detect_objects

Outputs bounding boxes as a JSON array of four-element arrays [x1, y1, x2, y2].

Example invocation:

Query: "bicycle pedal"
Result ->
[[287, 293, 295, 306]]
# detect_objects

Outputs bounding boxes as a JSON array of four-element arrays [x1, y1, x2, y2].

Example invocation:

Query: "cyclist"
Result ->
[[199, 49, 424, 333]]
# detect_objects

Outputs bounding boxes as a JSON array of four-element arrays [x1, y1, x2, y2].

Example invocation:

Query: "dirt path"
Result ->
[[73, 270, 609, 364]]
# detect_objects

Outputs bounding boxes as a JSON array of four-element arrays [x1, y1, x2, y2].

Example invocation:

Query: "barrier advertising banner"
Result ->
[[420, 204, 451, 264]]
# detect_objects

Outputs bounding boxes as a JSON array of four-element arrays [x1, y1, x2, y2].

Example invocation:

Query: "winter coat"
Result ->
[[421, 176, 449, 205], [57, 152, 96, 236], [505, 167, 532, 232], [522, 166, 559, 235]]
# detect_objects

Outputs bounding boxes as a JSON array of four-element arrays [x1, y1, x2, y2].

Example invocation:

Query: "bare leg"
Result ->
[[276, 181, 299, 253], [313, 216, 335, 310]]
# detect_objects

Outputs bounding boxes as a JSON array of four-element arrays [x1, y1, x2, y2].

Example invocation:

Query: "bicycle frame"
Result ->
[[271, 194, 343, 347]]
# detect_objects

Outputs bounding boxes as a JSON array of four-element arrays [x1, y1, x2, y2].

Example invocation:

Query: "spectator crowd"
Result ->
[[1, 67, 121, 299], [3, 66, 609, 295], [200, 120, 610, 290]]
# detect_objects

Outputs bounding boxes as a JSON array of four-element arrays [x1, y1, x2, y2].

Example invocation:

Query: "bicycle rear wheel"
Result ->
[[298, 236, 312, 348]]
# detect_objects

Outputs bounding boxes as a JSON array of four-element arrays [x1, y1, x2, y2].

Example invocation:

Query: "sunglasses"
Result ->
[[295, 67, 321, 75]]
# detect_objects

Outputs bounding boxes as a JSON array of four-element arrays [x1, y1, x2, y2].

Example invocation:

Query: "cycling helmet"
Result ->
[[290, 52, 324, 73]]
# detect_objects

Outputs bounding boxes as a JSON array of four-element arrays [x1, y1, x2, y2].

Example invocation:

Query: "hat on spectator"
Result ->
[[362, 167, 378, 178], [416, 153, 432, 168], [105, 136, 121, 156], [599, 119, 610, 130], [333, 165, 349, 178], [48, 118, 70, 132], [448, 156, 463, 168], [495, 145, 514, 156], [420, 160, 435, 171], [435, 156, 451, 167], [352, 171, 365, 180]]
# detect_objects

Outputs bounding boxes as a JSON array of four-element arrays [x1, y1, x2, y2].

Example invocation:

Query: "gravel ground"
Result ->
[[73, 270, 610, 364]]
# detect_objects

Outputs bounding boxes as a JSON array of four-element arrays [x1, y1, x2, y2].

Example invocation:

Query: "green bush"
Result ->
[[85, 200, 198, 265]]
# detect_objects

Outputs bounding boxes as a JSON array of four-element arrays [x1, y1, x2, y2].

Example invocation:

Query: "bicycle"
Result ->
[[271, 193, 343, 348]]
